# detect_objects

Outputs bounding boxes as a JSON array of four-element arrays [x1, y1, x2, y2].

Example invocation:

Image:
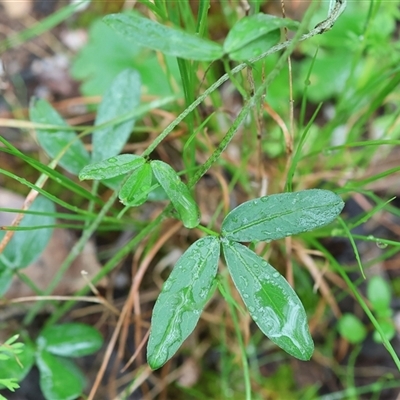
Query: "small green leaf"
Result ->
[[29, 99, 90, 175], [373, 319, 396, 343], [103, 13, 223, 61], [147, 236, 220, 369], [0, 342, 35, 389], [338, 314, 367, 344], [79, 154, 145, 181], [0, 196, 55, 276], [224, 13, 299, 61], [37, 323, 103, 357], [36, 351, 85, 400], [222, 240, 314, 360], [119, 162, 152, 206], [367, 276, 391, 312], [150, 160, 200, 228], [221, 189, 344, 242], [92, 69, 141, 163]]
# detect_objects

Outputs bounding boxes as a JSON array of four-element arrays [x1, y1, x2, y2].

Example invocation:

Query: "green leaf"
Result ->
[[221, 189, 344, 242], [373, 319, 396, 343], [36, 351, 85, 400], [37, 323, 103, 358], [222, 240, 314, 360], [92, 69, 141, 163], [0, 268, 14, 297], [119, 162, 152, 206], [103, 13, 223, 61], [71, 18, 180, 97], [150, 160, 200, 228], [367, 276, 391, 312], [79, 154, 145, 181], [0, 342, 35, 389], [0, 196, 55, 275], [29, 99, 90, 175], [0, 378, 19, 392], [338, 314, 367, 344], [224, 13, 299, 61], [147, 236, 220, 369]]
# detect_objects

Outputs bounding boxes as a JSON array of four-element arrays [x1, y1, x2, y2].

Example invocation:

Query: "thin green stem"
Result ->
[[220, 275, 252, 400], [311, 238, 400, 371], [142, 0, 347, 158]]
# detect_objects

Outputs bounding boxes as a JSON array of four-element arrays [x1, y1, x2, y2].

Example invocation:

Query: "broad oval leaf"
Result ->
[[222, 240, 314, 360], [37, 323, 103, 357], [119, 162, 152, 206], [337, 314, 367, 344], [92, 68, 141, 163], [147, 236, 220, 369], [151, 160, 200, 228], [367, 276, 391, 312], [79, 154, 145, 181], [224, 13, 300, 61], [103, 13, 223, 61], [29, 99, 90, 175], [36, 351, 85, 400], [0, 196, 55, 273], [221, 189, 344, 242]]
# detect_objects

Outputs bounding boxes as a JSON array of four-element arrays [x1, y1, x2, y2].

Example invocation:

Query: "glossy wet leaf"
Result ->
[[92, 69, 141, 163], [37, 323, 103, 357], [224, 13, 299, 61], [0, 196, 55, 273], [0, 342, 35, 389], [147, 236, 220, 369], [119, 162, 152, 206], [222, 189, 344, 242], [151, 160, 200, 228], [36, 351, 85, 400], [79, 154, 145, 181], [29, 99, 90, 175], [222, 240, 314, 360], [103, 13, 223, 61]]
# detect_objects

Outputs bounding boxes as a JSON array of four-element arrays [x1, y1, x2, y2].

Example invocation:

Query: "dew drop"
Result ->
[[243, 293, 249, 299], [376, 241, 388, 249], [248, 306, 255, 312], [108, 157, 118, 163], [367, 235, 375, 240], [272, 272, 280, 278]]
